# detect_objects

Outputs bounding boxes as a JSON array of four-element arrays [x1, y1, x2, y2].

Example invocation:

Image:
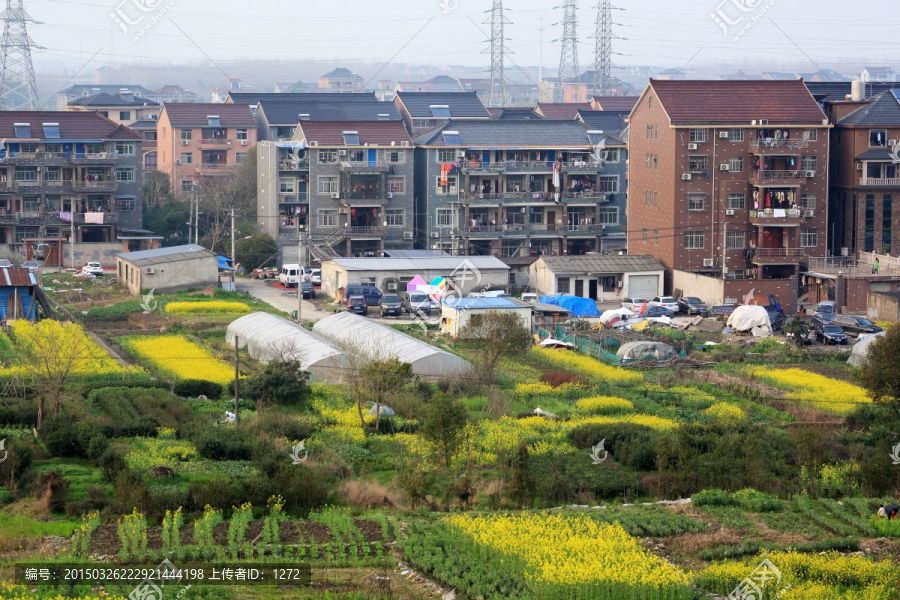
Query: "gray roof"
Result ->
[[536, 255, 665, 275], [326, 256, 509, 272], [258, 98, 400, 124], [857, 148, 897, 160], [64, 84, 154, 97], [383, 249, 449, 258], [576, 110, 628, 134], [117, 244, 216, 266], [414, 119, 624, 148], [229, 92, 375, 104], [805, 81, 899, 103], [68, 92, 159, 107], [838, 91, 900, 126], [396, 92, 490, 119]]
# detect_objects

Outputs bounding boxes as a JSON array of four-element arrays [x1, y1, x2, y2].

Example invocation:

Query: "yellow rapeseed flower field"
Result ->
[[574, 395, 634, 414], [164, 301, 251, 315], [122, 335, 233, 385], [751, 368, 871, 415], [532, 347, 643, 384]]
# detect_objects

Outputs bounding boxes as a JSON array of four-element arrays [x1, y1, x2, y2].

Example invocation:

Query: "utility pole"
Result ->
[[69, 217, 74, 270], [556, 0, 579, 103], [0, 0, 42, 110], [230, 207, 236, 291], [194, 191, 200, 245], [722, 221, 728, 279], [187, 190, 194, 245], [233, 335, 240, 427], [296, 223, 304, 323], [484, 0, 510, 107]]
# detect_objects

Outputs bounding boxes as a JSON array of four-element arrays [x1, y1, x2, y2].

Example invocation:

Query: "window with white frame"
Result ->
[[236, 129, 248, 141], [728, 128, 745, 142], [22, 197, 40, 212], [318, 209, 338, 227], [179, 152, 192, 164], [45, 196, 60, 211], [801, 155, 817, 172], [726, 230, 746, 249], [599, 176, 619, 193], [644, 190, 658, 207], [800, 194, 817, 210], [180, 129, 192, 141], [689, 128, 708, 143], [279, 178, 295, 193], [387, 176, 406, 194], [557, 277, 571, 294], [688, 155, 709, 173], [115, 198, 135, 211], [318, 150, 338, 164], [435, 176, 457, 196], [114, 142, 135, 156], [804, 129, 818, 142], [181, 180, 194, 192], [318, 176, 339, 194], [869, 129, 887, 147], [800, 228, 818, 247], [729, 157, 744, 172], [605, 148, 620, 163], [115, 168, 135, 182], [599, 207, 618, 224], [437, 149, 457, 162], [645, 153, 658, 169], [684, 230, 705, 249], [385, 150, 406, 163], [15, 167, 36, 181], [727, 193, 746, 209], [436, 208, 453, 227], [687, 193, 707, 211], [645, 124, 658, 139], [44, 167, 61, 181], [642, 228, 648, 242], [385, 208, 404, 226]]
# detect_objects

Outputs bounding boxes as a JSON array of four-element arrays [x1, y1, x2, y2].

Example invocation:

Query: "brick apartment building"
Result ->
[[156, 103, 257, 197], [627, 79, 832, 310]]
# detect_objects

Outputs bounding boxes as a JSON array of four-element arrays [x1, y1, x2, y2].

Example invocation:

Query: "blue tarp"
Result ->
[[539, 295, 601, 318], [218, 256, 235, 271]]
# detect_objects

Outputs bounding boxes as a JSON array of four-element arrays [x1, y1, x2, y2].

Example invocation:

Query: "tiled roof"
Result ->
[[322, 67, 360, 79], [491, 107, 543, 120], [0, 111, 140, 140], [592, 96, 639, 111], [63, 84, 154, 97], [837, 91, 900, 126], [228, 91, 376, 104], [258, 98, 400, 124], [414, 120, 623, 148], [162, 103, 256, 127], [398, 76, 462, 93], [577, 110, 628, 134], [649, 79, 828, 125], [296, 121, 411, 146], [536, 103, 592, 120], [805, 81, 899, 103], [395, 92, 490, 118], [129, 119, 159, 130], [537, 255, 665, 274], [68, 92, 159, 107]]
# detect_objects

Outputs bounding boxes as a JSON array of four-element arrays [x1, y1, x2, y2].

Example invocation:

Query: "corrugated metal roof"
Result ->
[[446, 297, 527, 310], [537, 255, 665, 274], [327, 256, 510, 272], [117, 244, 216, 266], [0, 267, 36, 287]]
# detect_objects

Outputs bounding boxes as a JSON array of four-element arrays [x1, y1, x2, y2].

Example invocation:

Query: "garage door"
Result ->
[[627, 275, 659, 299]]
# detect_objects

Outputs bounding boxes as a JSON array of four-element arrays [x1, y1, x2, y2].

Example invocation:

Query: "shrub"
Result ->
[[194, 427, 252, 460], [242, 360, 311, 410], [703, 402, 747, 426], [40, 417, 101, 458], [692, 489, 736, 507], [540, 370, 587, 388], [98, 447, 127, 481], [32, 470, 69, 513], [249, 412, 316, 441], [575, 396, 634, 415], [173, 379, 224, 399], [731, 488, 782, 512], [85, 435, 109, 460]]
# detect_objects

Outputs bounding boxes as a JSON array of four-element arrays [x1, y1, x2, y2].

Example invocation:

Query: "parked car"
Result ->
[[644, 306, 675, 318], [279, 264, 301, 287], [82, 262, 104, 276], [812, 318, 848, 345], [379, 294, 404, 317], [344, 285, 383, 306], [347, 295, 368, 316], [310, 268, 322, 285], [767, 309, 787, 332], [251, 267, 277, 280], [300, 281, 315, 299], [650, 296, 680, 313], [621, 297, 650, 312], [0, 259, 12, 268], [831, 315, 883, 337], [678, 296, 709, 316], [521, 293, 539, 304], [404, 292, 438, 315], [710, 304, 737, 318], [814, 300, 836, 322]]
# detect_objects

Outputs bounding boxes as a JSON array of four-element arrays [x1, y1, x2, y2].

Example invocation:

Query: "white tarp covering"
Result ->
[[617, 341, 678, 363], [598, 308, 634, 327], [726, 305, 772, 335], [226, 312, 350, 382], [312, 312, 473, 379], [848, 331, 887, 367]]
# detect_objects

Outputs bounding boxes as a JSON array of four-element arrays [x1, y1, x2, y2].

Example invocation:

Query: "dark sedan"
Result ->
[[379, 294, 404, 317], [832, 315, 883, 337], [812, 319, 848, 345], [678, 296, 709, 316], [348, 295, 368, 316], [644, 306, 675, 318]]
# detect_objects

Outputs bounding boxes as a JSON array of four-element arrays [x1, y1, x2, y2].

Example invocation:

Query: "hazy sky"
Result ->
[[27, 0, 900, 74]]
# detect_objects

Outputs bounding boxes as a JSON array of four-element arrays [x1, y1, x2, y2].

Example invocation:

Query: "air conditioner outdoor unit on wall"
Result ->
[[688, 143, 698, 150], [338, 149, 347, 156], [181, 140, 189, 146], [331, 192, 340, 199], [805, 170, 816, 178], [703, 258, 714, 268], [431, 232, 440, 239], [720, 164, 730, 171], [725, 209, 735, 216], [682, 174, 692, 181], [403, 231, 413, 240], [456, 151, 466, 158], [804, 210, 815, 218], [719, 131, 730, 139]]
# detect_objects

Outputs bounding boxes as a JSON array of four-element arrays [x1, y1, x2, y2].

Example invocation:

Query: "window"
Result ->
[[180, 129, 192, 141], [688, 156, 709, 174], [883, 194, 893, 254], [385, 150, 405, 163], [869, 129, 887, 147], [318, 150, 338, 164], [644, 190, 658, 207], [599, 207, 618, 225], [801, 155, 817, 172], [44, 167, 61, 182], [645, 124, 658, 140], [689, 128, 708, 143], [342, 131, 360, 146], [599, 176, 619, 193], [236, 129, 248, 141], [236, 153, 247, 163], [728, 128, 744, 142], [684, 230, 705, 249], [442, 130, 460, 145], [726, 230, 745, 249], [729, 157, 744, 173], [349, 149, 365, 162], [13, 123, 31, 138], [437, 149, 457, 162], [557, 277, 571, 294], [113, 142, 135, 156], [181, 180, 194, 192], [687, 193, 707, 211], [804, 129, 818, 142], [800, 228, 818, 248], [318, 176, 339, 195], [22, 197, 40, 212], [279, 178, 295, 193], [864, 194, 875, 252], [435, 176, 457, 196], [318, 209, 338, 227], [727, 193, 745, 209], [605, 148, 620, 163], [800, 194, 816, 210], [45, 196, 60, 211], [645, 153, 658, 169], [179, 152, 192, 164], [15, 167, 36, 181], [642, 228, 648, 242], [436, 208, 453, 227], [385, 209, 404, 226], [42, 123, 60, 138], [115, 198, 136, 211], [144, 131, 157, 141], [119, 111, 131, 121], [115, 168, 135, 182], [387, 176, 406, 194], [528, 207, 543, 224], [648, 96, 655, 109]]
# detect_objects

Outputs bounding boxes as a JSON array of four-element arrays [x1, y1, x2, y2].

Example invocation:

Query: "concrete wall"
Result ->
[[441, 306, 533, 338], [869, 292, 900, 322], [530, 259, 663, 302], [117, 254, 219, 296], [673, 269, 797, 312]]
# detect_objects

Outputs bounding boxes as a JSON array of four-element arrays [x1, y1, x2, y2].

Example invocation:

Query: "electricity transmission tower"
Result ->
[[0, 0, 41, 110], [484, 0, 510, 107], [592, 0, 612, 96], [555, 0, 579, 102]]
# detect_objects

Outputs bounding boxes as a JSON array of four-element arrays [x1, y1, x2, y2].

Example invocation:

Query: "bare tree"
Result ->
[[461, 311, 532, 384]]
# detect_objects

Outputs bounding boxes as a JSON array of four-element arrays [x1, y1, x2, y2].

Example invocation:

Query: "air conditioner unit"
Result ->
[[856, 163, 863, 171], [145, 267, 156, 275], [387, 282, 398, 291], [719, 131, 730, 139], [175, 160, 181, 165], [330, 192, 340, 199], [386, 192, 393, 199], [240, 140, 248, 146], [456, 151, 466, 158], [431, 232, 440, 239], [805, 170, 816, 178], [725, 209, 736, 216], [687, 143, 698, 150], [309, 141, 319, 147], [338, 149, 347, 156], [181, 140, 189, 146], [682, 173, 692, 181], [703, 258, 715, 268], [720, 164, 730, 171], [400, 141, 410, 147], [403, 231, 413, 240], [803, 210, 815, 218]]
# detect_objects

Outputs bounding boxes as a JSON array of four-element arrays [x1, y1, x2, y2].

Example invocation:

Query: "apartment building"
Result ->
[[156, 103, 256, 196], [412, 120, 628, 258], [318, 68, 365, 93], [0, 112, 144, 263], [394, 92, 491, 136], [257, 121, 414, 262], [254, 94, 401, 141], [66, 89, 160, 126], [628, 79, 831, 310], [130, 120, 158, 171], [826, 90, 900, 256]]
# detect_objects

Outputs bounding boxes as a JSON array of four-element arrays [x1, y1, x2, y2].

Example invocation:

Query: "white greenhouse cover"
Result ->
[[726, 305, 772, 334], [312, 312, 473, 379], [848, 331, 886, 367], [226, 312, 350, 382]]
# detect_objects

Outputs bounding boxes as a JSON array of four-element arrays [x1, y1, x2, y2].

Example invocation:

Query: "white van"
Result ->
[[279, 264, 301, 287]]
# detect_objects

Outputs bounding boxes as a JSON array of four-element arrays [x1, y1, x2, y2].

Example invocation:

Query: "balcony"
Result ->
[[501, 160, 555, 173], [347, 226, 386, 237], [74, 212, 118, 226], [859, 175, 900, 187], [73, 180, 117, 192], [463, 224, 605, 239], [279, 159, 309, 171], [200, 138, 231, 146], [750, 208, 804, 227], [750, 139, 810, 152], [197, 163, 231, 174], [751, 170, 808, 186], [562, 190, 612, 204], [278, 192, 308, 204], [339, 161, 395, 174], [70, 152, 115, 163], [752, 248, 805, 265], [460, 190, 611, 205], [459, 160, 502, 174], [562, 161, 602, 174]]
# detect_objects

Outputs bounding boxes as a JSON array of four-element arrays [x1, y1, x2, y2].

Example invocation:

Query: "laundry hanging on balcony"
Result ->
[[84, 212, 105, 225]]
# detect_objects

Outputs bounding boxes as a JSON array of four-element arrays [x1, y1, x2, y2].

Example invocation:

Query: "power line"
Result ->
[[0, 0, 42, 109]]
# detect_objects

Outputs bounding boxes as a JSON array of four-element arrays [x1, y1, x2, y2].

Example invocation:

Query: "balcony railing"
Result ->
[[279, 160, 309, 171], [461, 190, 611, 203], [859, 176, 900, 187], [752, 248, 806, 264], [751, 139, 810, 150], [339, 161, 395, 172], [200, 138, 230, 145], [752, 170, 808, 183], [73, 180, 116, 191], [278, 193, 308, 204], [751, 208, 806, 227], [463, 224, 605, 237], [347, 226, 386, 236]]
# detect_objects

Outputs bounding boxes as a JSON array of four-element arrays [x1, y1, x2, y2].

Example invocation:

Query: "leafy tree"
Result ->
[[859, 325, 900, 411], [235, 233, 278, 273], [421, 395, 468, 467], [783, 317, 811, 347], [461, 311, 532, 384], [354, 359, 413, 429], [144, 202, 191, 246], [243, 360, 311, 413]]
